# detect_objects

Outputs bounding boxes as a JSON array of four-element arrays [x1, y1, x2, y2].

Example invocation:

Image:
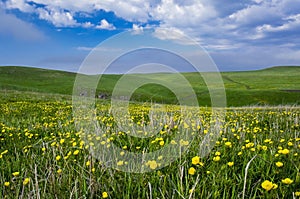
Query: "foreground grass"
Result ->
[[0, 94, 299, 198]]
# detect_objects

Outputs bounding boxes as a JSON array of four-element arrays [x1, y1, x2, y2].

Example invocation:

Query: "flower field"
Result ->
[[0, 98, 300, 198]]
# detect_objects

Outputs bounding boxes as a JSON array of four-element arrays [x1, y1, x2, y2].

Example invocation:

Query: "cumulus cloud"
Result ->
[[95, 19, 116, 30], [36, 7, 78, 27], [5, 0, 34, 12]]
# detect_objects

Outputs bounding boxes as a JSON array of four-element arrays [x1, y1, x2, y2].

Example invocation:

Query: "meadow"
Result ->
[[0, 91, 299, 198], [1, 66, 300, 106]]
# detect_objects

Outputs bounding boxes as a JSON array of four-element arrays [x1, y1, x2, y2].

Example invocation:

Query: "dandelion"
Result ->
[[56, 155, 61, 161], [213, 156, 220, 162], [225, 141, 232, 147], [147, 160, 158, 170], [279, 149, 289, 154], [117, 161, 124, 166], [73, 150, 79, 155], [159, 140, 164, 146], [170, 140, 177, 145], [102, 191, 108, 198], [23, 178, 30, 185], [295, 192, 300, 196], [275, 162, 283, 167], [215, 151, 221, 156], [12, 172, 20, 177], [282, 178, 293, 184], [192, 156, 200, 165], [57, 169, 62, 174], [261, 180, 274, 191], [86, 161, 90, 166], [227, 162, 234, 167], [4, 182, 10, 186], [188, 167, 196, 175]]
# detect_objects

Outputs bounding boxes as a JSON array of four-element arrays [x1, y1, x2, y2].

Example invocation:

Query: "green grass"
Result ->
[[1, 65, 300, 106], [0, 94, 299, 198]]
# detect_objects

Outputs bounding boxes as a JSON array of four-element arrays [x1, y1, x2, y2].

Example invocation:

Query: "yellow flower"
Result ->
[[288, 142, 293, 146], [73, 150, 79, 155], [227, 162, 234, 167], [1, 150, 8, 155], [86, 161, 91, 166], [179, 139, 189, 146], [192, 156, 200, 165], [42, 147, 46, 152], [117, 161, 124, 166], [60, 139, 65, 144], [159, 140, 164, 146], [262, 146, 268, 151], [215, 151, 221, 156], [225, 142, 232, 147], [261, 180, 273, 191], [4, 182, 10, 186], [188, 167, 196, 175], [56, 155, 61, 161], [12, 172, 20, 177], [282, 178, 293, 184], [57, 169, 62, 174], [213, 156, 220, 162], [147, 160, 158, 170], [23, 178, 30, 185], [170, 140, 177, 145], [275, 162, 283, 167], [238, 152, 243, 156], [279, 149, 289, 154], [102, 191, 108, 198], [295, 191, 300, 196]]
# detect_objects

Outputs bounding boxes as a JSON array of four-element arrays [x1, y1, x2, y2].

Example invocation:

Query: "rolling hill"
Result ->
[[0, 66, 299, 106]]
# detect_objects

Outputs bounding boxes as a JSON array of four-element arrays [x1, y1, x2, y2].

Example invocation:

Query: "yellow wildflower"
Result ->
[[261, 180, 273, 191], [282, 178, 293, 184], [188, 167, 196, 175]]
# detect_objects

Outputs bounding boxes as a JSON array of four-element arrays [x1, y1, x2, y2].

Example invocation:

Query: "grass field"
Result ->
[[0, 66, 300, 106], [0, 66, 300, 198], [0, 92, 299, 198]]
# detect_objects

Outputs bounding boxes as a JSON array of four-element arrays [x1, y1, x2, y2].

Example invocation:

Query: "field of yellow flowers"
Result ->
[[0, 96, 299, 198]]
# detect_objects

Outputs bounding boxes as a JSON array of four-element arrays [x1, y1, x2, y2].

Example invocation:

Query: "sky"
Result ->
[[0, 0, 300, 72]]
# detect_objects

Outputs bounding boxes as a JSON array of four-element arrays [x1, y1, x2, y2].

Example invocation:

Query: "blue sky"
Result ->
[[0, 0, 300, 72]]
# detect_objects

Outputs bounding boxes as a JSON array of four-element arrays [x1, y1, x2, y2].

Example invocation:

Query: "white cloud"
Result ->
[[132, 24, 144, 34], [81, 22, 94, 28], [256, 14, 300, 33], [95, 19, 116, 30], [5, 0, 34, 12], [150, 0, 217, 28], [37, 7, 78, 27]]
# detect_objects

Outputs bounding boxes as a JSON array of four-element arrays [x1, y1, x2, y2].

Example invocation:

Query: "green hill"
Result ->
[[0, 66, 300, 106]]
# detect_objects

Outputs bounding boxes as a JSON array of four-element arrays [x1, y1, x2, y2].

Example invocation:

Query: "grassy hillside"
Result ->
[[0, 66, 300, 106]]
